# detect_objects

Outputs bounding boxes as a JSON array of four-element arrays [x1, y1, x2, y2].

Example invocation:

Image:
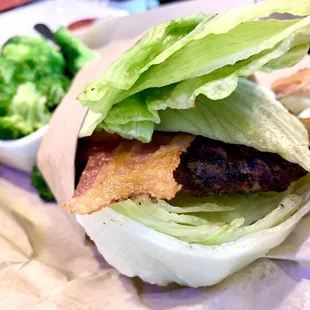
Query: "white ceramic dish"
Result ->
[[0, 126, 47, 172]]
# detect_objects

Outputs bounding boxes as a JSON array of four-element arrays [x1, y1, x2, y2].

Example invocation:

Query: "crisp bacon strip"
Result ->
[[63, 133, 194, 214], [271, 68, 310, 99]]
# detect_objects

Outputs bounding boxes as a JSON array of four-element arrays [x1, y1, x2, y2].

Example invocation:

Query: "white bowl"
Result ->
[[0, 126, 47, 172]]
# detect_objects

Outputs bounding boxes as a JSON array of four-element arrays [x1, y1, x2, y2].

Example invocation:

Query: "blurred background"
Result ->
[[0, 0, 185, 42], [0, 0, 189, 39]]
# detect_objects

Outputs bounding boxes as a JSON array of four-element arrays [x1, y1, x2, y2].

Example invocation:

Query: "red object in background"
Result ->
[[0, 0, 35, 12], [67, 18, 98, 32]]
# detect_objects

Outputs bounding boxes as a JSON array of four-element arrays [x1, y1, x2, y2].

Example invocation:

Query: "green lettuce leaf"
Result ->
[[100, 121, 154, 143], [78, 0, 310, 136], [110, 174, 310, 246], [77, 172, 310, 286], [157, 79, 310, 171], [89, 79, 310, 170], [78, 1, 310, 170], [262, 43, 310, 71], [128, 18, 310, 93]]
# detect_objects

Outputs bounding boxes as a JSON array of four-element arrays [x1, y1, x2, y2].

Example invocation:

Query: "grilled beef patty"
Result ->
[[174, 136, 307, 196]]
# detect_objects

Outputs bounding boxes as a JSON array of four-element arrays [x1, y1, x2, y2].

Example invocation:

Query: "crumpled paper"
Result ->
[[1, 165, 310, 310]]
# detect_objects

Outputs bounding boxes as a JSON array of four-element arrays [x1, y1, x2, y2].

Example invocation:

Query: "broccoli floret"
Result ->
[[0, 57, 16, 83], [0, 83, 17, 116], [31, 165, 55, 201], [0, 57, 17, 116], [10, 82, 51, 131], [0, 36, 71, 141], [3, 36, 42, 47], [54, 27, 99, 76], [37, 74, 71, 111], [0, 82, 51, 140], [0, 115, 31, 140], [0, 54, 37, 84], [14, 63, 37, 83], [0, 100, 9, 116], [0, 82, 54, 140], [2, 36, 66, 76], [0, 94, 12, 117]]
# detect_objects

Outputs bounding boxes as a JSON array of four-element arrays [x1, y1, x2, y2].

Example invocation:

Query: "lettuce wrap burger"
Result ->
[[62, 0, 310, 287]]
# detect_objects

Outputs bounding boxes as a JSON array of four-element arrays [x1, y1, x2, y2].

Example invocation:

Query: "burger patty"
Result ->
[[174, 136, 307, 196]]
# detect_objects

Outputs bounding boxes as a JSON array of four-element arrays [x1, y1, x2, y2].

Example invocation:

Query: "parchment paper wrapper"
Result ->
[[36, 0, 310, 307]]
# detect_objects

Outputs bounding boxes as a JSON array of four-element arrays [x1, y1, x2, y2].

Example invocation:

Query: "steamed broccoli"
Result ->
[[2, 36, 66, 76], [54, 27, 99, 76], [14, 64, 37, 84], [0, 83, 50, 140], [0, 32, 98, 141], [0, 57, 16, 83], [4, 35, 44, 46], [0, 57, 17, 116], [0, 114, 32, 140], [0, 53, 38, 85], [0, 97, 9, 116], [31, 165, 55, 201], [0, 84, 16, 116], [37, 74, 71, 111], [11, 82, 50, 129]]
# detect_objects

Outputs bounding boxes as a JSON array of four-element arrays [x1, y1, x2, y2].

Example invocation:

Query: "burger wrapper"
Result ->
[[30, 0, 310, 307]]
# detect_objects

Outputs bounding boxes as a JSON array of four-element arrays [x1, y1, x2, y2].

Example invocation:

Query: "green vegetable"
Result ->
[[11, 82, 50, 130], [54, 26, 99, 76], [0, 84, 16, 117], [0, 33, 76, 140], [37, 74, 71, 111], [0, 76, 69, 138], [77, 173, 310, 287], [0, 83, 50, 140], [158, 79, 310, 171], [0, 57, 17, 116], [31, 165, 55, 201], [0, 114, 31, 140], [0, 57, 16, 83], [2, 36, 65, 76], [79, 0, 310, 142], [0, 98, 9, 116], [110, 173, 310, 245], [86, 79, 310, 170], [0, 35, 68, 137], [3, 35, 46, 46], [13, 64, 38, 84]]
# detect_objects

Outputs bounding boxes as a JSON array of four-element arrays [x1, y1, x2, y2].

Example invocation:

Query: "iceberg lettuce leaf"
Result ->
[[157, 79, 310, 171], [110, 174, 310, 246]]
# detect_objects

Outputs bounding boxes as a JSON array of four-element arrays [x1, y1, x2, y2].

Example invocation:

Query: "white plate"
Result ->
[[0, 126, 47, 172]]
